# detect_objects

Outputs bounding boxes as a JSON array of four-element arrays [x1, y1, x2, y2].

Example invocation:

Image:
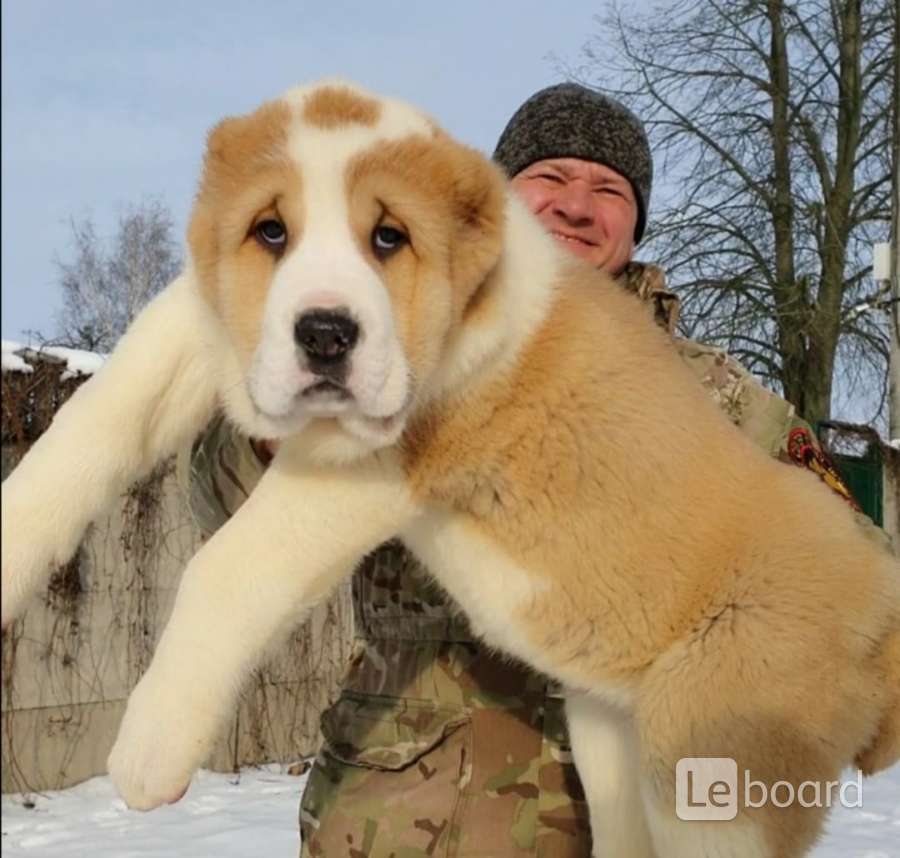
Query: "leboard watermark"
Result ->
[[675, 757, 863, 821]]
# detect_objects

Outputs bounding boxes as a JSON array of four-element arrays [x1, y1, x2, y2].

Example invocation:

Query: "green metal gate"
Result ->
[[832, 449, 883, 527], [815, 422, 884, 528]]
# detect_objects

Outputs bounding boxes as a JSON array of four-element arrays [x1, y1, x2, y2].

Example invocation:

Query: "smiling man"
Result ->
[[493, 82, 681, 341], [496, 82, 650, 277], [512, 157, 637, 270], [185, 83, 877, 858]]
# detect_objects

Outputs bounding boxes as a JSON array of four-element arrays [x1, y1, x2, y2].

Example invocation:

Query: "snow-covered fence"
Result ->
[[1, 343, 353, 794]]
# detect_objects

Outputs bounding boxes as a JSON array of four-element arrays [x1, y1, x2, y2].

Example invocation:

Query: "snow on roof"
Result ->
[[42, 345, 107, 380], [1, 340, 107, 380], [1, 340, 33, 374]]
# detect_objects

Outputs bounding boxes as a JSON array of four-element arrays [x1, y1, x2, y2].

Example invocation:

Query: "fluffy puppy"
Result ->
[[2, 81, 898, 858]]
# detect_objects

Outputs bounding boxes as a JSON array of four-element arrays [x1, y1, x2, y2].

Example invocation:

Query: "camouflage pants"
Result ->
[[298, 641, 592, 858]]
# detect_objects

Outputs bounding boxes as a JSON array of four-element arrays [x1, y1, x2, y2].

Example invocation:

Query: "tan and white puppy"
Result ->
[[2, 81, 899, 858]]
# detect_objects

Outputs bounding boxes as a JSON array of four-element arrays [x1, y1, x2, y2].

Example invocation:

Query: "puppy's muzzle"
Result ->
[[294, 309, 359, 382]]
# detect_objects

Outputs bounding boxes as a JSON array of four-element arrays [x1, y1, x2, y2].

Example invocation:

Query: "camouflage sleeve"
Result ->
[[676, 339, 895, 552], [676, 340, 795, 456], [176, 416, 269, 539]]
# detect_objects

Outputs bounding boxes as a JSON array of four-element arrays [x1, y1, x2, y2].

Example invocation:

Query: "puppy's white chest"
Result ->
[[401, 510, 548, 665]]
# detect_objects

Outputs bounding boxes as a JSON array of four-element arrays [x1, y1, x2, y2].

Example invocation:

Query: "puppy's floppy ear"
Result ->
[[436, 135, 507, 312], [187, 168, 220, 303], [186, 116, 252, 299], [187, 101, 292, 302], [200, 100, 292, 182]]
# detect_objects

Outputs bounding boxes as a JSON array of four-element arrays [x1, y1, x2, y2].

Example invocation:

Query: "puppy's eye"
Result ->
[[372, 225, 408, 259], [255, 219, 287, 248]]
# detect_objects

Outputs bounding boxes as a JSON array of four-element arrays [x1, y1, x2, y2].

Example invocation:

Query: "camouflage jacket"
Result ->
[[183, 261, 876, 858]]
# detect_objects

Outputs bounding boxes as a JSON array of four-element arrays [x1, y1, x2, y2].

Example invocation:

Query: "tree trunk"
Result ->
[[767, 0, 810, 417]]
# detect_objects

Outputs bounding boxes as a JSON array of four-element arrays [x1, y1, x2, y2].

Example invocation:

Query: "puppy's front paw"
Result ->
[[108, 677, 219, 811]]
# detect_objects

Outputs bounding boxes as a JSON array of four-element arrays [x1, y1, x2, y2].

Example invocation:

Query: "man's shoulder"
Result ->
[[673, 338, 796, 457], [674, 338, 769, 393], [611, 262, 793, 437], [672, 339, 876, 520], [618, 260, 680, 334]]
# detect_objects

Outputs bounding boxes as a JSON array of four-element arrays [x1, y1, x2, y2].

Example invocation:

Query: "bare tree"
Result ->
[[579, 0, 895, 427], [54, 199, 182, 352]]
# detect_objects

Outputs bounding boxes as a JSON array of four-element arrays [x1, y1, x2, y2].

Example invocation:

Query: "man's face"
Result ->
[[510, 157, 638, 274]]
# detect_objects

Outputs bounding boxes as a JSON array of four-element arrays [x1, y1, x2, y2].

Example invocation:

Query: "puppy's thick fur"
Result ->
[[3, 81, 898, 857]]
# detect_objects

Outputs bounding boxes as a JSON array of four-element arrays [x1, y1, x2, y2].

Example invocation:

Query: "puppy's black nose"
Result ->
[[294, 310, 359, 370]]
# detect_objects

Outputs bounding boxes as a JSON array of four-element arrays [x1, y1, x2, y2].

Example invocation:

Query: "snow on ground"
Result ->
[[2, 763, 898, 857], [1, 767, 308, 858]]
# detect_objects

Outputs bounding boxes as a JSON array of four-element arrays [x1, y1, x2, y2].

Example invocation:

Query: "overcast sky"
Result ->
[[1, 0, 662, 342]]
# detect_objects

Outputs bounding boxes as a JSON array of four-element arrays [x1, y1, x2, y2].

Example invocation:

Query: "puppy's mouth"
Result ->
[[302, 379, 352, 401], [296, 376, 413, 448]]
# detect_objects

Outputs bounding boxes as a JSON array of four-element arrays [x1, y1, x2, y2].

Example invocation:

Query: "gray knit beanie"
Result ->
[[493, 83, 653, 243]]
